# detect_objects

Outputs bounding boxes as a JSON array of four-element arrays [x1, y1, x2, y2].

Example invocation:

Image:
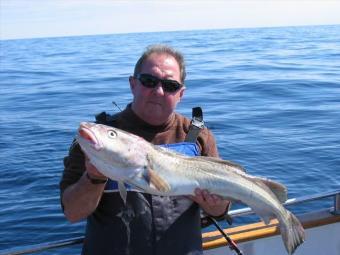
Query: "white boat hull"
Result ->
[[203, 209, 340, 255]]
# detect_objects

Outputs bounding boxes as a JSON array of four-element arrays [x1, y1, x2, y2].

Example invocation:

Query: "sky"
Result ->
[[1, 0, 340, 40]]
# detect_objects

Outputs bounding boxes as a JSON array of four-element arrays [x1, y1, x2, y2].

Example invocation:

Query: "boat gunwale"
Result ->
[[1, 189, 339, 255], [202, 207, 340, 250]]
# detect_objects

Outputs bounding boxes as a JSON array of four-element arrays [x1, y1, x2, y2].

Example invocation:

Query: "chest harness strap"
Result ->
[[184, 108, 231, 223], [185, 107, 205, 143], [185, 108, 242, 255]]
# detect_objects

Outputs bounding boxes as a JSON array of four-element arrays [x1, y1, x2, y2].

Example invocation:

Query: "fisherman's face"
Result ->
[[130, 53, 185, 126]]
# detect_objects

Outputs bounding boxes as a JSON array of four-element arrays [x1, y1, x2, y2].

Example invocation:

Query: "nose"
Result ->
[[153, 81, 165, 96]]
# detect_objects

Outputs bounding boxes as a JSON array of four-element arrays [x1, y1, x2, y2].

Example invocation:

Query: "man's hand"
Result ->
[[85, 157, 107, 180], [190, 188, 230, 217]]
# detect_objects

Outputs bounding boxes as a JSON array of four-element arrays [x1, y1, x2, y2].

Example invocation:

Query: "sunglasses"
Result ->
[[135, 73, 183, 93]]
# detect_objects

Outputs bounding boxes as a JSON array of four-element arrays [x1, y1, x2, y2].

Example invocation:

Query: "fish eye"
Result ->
[[108, 130, 117, 139]]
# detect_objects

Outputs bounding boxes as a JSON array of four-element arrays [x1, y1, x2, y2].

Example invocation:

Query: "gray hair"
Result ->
[[133, 44, 186, 83]]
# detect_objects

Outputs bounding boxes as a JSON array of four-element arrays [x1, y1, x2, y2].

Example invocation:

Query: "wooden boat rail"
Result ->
[[203, 189, 340, 251]]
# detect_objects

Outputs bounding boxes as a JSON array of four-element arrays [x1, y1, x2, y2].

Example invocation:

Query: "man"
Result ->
[[60, 44, 230, 255]]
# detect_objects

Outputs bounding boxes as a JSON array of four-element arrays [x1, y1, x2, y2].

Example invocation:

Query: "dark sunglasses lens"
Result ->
[[139, 75, 158, 88], [162, 80, 181, 92], [137, 74, 182, 92]]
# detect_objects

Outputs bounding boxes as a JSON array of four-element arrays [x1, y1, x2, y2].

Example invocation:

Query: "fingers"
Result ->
[[192, 188, 222, 206], [189, 188, 230, 217], [85, 158, 107, 178]]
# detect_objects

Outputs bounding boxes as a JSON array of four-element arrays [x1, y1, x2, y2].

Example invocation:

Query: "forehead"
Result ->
[[141, 53, 180, 72]]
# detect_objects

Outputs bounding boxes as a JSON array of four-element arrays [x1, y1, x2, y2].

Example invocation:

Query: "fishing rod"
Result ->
[[112, 101, 123, 112], [207, 216, 243, 255]]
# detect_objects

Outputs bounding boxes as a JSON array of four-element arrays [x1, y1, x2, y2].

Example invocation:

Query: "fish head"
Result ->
[[76, 122, 148, 174]]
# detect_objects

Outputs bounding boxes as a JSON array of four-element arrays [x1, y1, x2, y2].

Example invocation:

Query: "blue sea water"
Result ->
[[0, 25, 340, 254]]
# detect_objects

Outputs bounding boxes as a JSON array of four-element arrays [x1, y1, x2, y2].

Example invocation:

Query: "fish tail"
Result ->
[[280, 211, 305, 254]]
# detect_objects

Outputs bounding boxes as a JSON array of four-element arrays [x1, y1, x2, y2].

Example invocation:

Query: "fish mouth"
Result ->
[[77, 122, 102, 151]]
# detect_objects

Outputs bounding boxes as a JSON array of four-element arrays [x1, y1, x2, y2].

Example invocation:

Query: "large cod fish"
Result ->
[[76, 122, 305, 254]]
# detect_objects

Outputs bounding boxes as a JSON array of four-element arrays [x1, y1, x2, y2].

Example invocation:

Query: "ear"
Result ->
[[178, 86, 185, 100], [129, 76, 137, 94]]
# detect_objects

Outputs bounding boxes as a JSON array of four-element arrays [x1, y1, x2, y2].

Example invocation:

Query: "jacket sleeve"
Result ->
[[197, 128, 219, 158], [59, 140, 86, 197]]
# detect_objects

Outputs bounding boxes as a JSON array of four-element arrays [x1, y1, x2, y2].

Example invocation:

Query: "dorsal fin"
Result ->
[[191, 156, 246, 173], [250, 176, 288, 203], [154, 144, 188, 158], [191, 156, 286, 203]]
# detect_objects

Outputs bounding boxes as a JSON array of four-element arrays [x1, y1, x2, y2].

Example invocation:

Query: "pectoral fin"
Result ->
[[148, 168, 171, 193], [118, 181, 127, 205], [145, 154, 171, 193]]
